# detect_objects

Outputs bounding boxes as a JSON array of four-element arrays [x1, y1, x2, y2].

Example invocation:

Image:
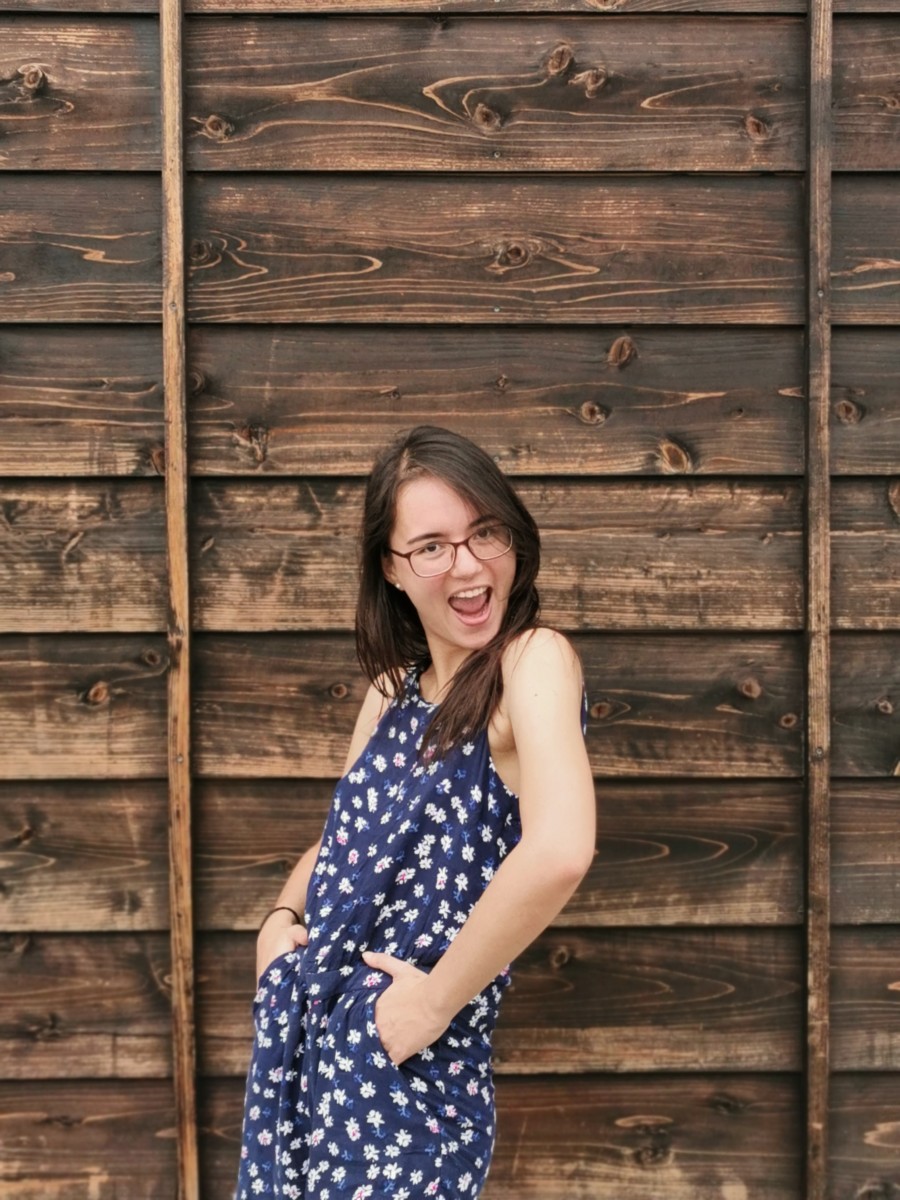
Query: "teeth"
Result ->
[[453, 587, 487, 600]]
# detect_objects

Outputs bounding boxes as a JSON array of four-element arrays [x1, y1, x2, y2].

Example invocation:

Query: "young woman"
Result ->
[[236, 425, 595, 1200]]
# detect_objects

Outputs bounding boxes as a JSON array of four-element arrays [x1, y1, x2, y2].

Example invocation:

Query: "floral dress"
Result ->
[[235, 667, 524, 1200]]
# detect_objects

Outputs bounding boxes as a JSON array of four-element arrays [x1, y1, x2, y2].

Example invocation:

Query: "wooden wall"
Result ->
[[1, 2, 898, 1198]]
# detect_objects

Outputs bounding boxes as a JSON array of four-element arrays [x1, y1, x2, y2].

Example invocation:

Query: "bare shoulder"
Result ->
[[342, 678, 393, 773], [501, 628, 583, 691]]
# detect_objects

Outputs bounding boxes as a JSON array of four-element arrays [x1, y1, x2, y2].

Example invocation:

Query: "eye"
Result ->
[[414, 542, 445, 558], [472, 525, 496, 542]]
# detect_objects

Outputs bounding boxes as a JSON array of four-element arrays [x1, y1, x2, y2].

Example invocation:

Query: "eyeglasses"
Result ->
[[388, 524, 513, 578]]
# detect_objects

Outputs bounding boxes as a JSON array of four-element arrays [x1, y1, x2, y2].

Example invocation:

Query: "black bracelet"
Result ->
[[260, 905, 301, 930]]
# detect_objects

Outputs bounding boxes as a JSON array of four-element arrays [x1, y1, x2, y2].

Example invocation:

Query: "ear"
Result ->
[[382, 553, 400, 590]]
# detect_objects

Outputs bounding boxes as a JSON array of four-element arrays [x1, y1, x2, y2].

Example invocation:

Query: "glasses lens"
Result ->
[[470, 525, 513, 560], [409, 544, 453, 577]]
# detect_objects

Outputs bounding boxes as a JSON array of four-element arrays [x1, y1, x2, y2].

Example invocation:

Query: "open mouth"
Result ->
[[448, 585, 491, 623]]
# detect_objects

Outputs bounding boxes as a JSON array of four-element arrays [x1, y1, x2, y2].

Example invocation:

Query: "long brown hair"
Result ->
[[355, 425, 541, 756]]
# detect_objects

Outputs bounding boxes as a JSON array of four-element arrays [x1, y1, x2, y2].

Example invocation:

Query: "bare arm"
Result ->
[[256, 680, 391, 978], [364, 630, 595, 1060]]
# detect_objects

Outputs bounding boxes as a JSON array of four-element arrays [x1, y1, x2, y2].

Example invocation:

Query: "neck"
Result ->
[[420, 645, 472, 703]]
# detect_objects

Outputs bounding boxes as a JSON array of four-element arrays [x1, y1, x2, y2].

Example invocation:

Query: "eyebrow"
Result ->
[[404, 516, 492, 547]]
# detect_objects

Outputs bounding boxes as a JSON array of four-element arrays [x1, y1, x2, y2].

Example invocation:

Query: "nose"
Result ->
[[450, 540, 481, 575]]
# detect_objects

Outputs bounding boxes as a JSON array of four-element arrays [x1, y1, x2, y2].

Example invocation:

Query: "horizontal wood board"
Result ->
[[830, 1074, 900, 1200], [0, 779, 806, 932]]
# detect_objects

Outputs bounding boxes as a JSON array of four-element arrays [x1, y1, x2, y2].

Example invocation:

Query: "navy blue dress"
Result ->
[[235, 667, 523, 1199]]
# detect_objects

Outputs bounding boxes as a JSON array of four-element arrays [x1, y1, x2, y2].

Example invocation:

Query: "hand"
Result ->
[[256, 912, 308, 981], [361, 950, 451, 1065]]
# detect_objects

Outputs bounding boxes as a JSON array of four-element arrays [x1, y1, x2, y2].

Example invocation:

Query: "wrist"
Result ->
[[258, 905, 300, 938]]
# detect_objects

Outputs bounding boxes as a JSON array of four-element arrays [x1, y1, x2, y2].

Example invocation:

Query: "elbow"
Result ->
[[544, 845, 595, 894]]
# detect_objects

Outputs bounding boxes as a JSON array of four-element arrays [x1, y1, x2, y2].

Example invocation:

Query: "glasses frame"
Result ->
[[388, 524, 514, 579]]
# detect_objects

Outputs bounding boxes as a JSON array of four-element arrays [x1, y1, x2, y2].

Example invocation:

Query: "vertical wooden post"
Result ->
[[805, 2, 832, 1198], [160, 0, 198, 1197]]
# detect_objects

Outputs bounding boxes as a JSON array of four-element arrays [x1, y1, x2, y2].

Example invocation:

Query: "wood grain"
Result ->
[[831, 328, 900, 474], [832, 479, 900, 631], [187, 324, 806, 476], [201, 1074, 803, 1200], [833, 927, 900, 1071], [184, 16, 805, 172], [0, 175, 161, 322], [832, 783, 900, 924], [192, 632, 804, 778], [834, 17, 900, 171], [190, 478, 803, 633], [0, 635, 168, 779], [0, 480, 166, 632], [830, 1074, 900, 1200], [831, 634, 900, 777], [195, 779, 802, 931], [0, 932, 172, 1079], [197, 927, 802, 1076], [0, 17, 160, 170], [0, 326, 164, 476], [186, 175, 805, 324], [0, 781, 169, 932], [833, 175, 900, 324], [0, 1080, 176, 1199]]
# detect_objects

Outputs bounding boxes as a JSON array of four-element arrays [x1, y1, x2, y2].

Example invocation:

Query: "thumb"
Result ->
[[362, 949, 405, 976]]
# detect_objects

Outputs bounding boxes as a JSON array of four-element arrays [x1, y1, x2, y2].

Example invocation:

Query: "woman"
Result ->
[[236, 425, 595, 1200]]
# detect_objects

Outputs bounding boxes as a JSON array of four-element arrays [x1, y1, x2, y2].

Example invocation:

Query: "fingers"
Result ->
[[290, 923, 309, 948], [361, 949, 404, 975]]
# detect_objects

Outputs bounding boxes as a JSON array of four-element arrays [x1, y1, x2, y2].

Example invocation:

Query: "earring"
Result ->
[[395, 583, 403, 591]]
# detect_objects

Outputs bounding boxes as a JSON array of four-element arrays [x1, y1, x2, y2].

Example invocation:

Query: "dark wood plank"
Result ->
[[831, 328, 900, 474], [833, 927, 900, 1071], [185, 17, 804, 173], [0, 480, 166, 632], [0, 781, 169, 932], [186, 175, 804, 324], [830, 1074, 900, 1200], [191, 478, 803, 633], [0, 634, 168, 778], [0, 1080, 176, 1199], [0, 17, 159, 170], [195, 780, 802, 931], [833, 175, 900, 324], [834, 17, 900, 171], [0, 175, 161, 322], [832, 633, 900, 778], [832, 783, 900, 924], [188, 325, 806, 476], [199, 928, 802, 1076], [0, 932, 171, 1078], [202, 1074, 802, 1200], [192, 633, 804, 778], [832, 479, 900, 631], [0, 326, 164, 476]]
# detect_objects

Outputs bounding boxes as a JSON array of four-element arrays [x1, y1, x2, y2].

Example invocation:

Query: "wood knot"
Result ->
[[710, 1092, 747, 1115], [84, 681, 110, 706], [495, 375, 509, 392], [149, 445, 166, 475], [140, 648, 162, 668], [15, 825, 34, 846], [740, 677, 762, 700], [743, 113, 771, 141], [200, 535, 216, 554], [188, 369, 207, 396], [378, 386, 401, 401], [189, 239, 214, 266], [330, 683, 349, 700], [201, 113, 234, 141], [473, 103, 503, 133], [28, 1012, 63, 1042], [570, 67, 608, 98], [887, 481, 900, 522], [778, 712, 799, 730], [590, 699, 622, 721], [577, 401, 609, 426], [233, 423, 268, 464], [18, 64, 46, 93], [656, 438, 693, 474], [835, 397, 864, 425], [549, 945, 571, 969], [855, 1184, 892, 1200], [876, 697, 894, 715], [497, 241, 531, 270], [546, 44, 574, 77], [633, 1130, 673, 1168], [607, 335, 637, 368]]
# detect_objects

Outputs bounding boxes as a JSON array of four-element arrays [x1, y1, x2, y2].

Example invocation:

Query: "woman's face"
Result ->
[[384, 475, 516, 669]]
